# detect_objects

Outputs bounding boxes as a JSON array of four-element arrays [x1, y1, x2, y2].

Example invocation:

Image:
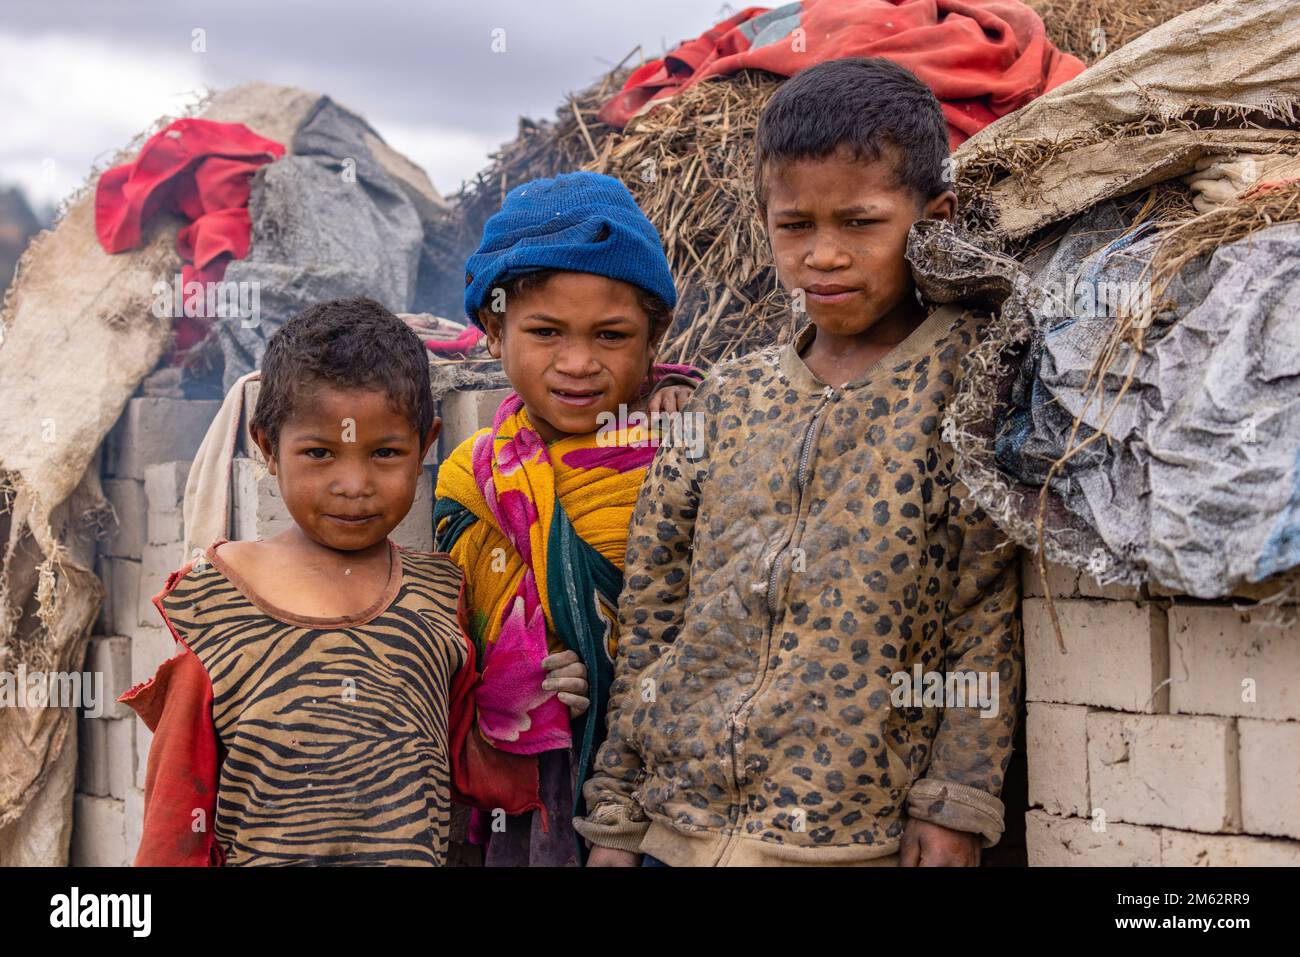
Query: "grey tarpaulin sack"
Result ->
[[908, 216, 1300, 600], [219, 97, 426, 390]]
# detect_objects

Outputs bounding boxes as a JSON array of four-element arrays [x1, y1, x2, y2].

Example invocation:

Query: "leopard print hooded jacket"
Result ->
[[573, 305, 1023, 866]]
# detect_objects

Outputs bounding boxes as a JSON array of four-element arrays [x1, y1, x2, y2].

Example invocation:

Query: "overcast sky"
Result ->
[[1, 0, 736, 212]]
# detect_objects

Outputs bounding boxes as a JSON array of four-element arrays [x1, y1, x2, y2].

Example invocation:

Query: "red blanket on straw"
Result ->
[[95, 118, 284, 360], [597, 0, 1085, 148]]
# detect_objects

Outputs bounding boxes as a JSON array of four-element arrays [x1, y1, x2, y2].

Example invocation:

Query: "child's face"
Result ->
[[764, 145, 955, 338], [252, 385, 439, 552], [482, 271, 657, 442]]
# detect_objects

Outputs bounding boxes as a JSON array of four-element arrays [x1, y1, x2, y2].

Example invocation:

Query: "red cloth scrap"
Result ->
[[597, 0, 1086, 148], [95, 118, 284, 360]]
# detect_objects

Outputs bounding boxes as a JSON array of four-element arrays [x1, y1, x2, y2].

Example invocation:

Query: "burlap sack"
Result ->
[[0, 84, 319, 864], [955, 0, 1300, 240]]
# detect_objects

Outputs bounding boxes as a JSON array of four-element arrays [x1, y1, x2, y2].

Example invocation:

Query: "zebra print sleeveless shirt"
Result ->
[[155, 539, 471, 866]]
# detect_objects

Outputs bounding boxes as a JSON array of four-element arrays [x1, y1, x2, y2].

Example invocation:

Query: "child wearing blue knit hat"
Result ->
[[434, 170, 703, 866]]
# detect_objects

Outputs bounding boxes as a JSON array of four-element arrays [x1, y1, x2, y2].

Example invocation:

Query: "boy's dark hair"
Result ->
[[250, 297, 435, 458], [754, 57, 950, 210], [476, 268, 673, 340]]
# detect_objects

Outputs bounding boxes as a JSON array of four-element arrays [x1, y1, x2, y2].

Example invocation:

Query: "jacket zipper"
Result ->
[[765, 386, 836, 613], [726, 386, 837, 843]]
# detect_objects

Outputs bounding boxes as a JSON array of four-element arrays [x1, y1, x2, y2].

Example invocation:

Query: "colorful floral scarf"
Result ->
[[433, 364, 702, 801]]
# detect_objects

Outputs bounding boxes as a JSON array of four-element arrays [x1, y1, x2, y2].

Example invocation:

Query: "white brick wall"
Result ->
[[439, 388, 510, 460], [104, 397, 220, 481], [70, 794, 127, 867], [145, 461, 190, 546], [1024, 598, 1169, 713], [84, 634, 131, 720], [1160, 828, 1300, 866], [1238, 718, 1300, 840], [102, 479, 146, 560], [95, 557, 141, 636], [1086, 712, 1240, 833], [1024, 558, 1300, 866], [1168, 605, 1300, 720], [1029, 810, 1300, 866], [75, 394, 221, 866], [1026, 702, 1089, 818], [1026, 810, 1162, 866]]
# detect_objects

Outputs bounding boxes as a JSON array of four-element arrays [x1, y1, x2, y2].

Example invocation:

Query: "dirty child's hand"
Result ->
[[899, 818, 981, 867], [541, 650, 589, 718], [648, 385, 692, 416]]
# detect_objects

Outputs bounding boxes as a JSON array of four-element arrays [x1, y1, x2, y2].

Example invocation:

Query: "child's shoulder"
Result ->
[[687, 340, 786, 399], [209, 537, 255, 567], [919, 303, 995, 366], [203, 537, 273, 591], [394, 544, 464, 589]]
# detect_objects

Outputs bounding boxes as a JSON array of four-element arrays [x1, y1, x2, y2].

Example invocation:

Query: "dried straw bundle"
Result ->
[[591, 71, 788, 365], [1024, 0, 1210, 64]]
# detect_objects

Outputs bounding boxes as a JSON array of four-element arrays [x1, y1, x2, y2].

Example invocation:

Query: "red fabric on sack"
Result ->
[[597, 0, 1086, 148], [94, 118, 284, 362]]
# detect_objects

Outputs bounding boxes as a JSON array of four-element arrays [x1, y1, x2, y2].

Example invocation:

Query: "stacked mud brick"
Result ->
[[73, 396, 220, 866], [69, 383, 509, 865], [1023, 557, 1300, 865]]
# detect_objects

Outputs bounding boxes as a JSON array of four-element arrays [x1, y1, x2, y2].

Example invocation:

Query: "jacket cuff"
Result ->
[[907, 778, 1006, 848], [572, 803, 650, 853], [649, 373, 699, 392]]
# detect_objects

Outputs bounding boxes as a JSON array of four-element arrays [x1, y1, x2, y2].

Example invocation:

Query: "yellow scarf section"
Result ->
[[433, 410, 657, 661]]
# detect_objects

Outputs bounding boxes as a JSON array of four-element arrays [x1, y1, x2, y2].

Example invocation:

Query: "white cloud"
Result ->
[[0, 31, 206, 207]]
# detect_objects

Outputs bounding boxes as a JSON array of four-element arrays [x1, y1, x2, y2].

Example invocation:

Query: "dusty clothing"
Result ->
[[434, 368, 703, 865], [121, 539, 539, 866], [573, 305, 1022, 866], [481, 750, 582, 867]]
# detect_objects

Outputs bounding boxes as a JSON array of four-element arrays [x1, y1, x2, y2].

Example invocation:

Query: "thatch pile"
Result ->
[[436, 2, 1218, 369], [597, 71, 788, 364], [1024, 0, 1210, 64]]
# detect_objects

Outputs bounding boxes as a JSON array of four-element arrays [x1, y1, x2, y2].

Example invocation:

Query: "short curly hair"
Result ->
[[250, 297, 435, 459], [754, 57, 951, 211]]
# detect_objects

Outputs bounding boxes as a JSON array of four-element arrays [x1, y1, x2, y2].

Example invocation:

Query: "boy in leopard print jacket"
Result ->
[[575, 58, 1022, 867]]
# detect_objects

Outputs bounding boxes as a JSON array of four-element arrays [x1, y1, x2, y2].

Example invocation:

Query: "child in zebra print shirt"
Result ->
[[121, 297, 590, 866]]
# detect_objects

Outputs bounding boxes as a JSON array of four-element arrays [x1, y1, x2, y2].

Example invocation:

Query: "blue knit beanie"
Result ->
[[463, 171, 677, 328]]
